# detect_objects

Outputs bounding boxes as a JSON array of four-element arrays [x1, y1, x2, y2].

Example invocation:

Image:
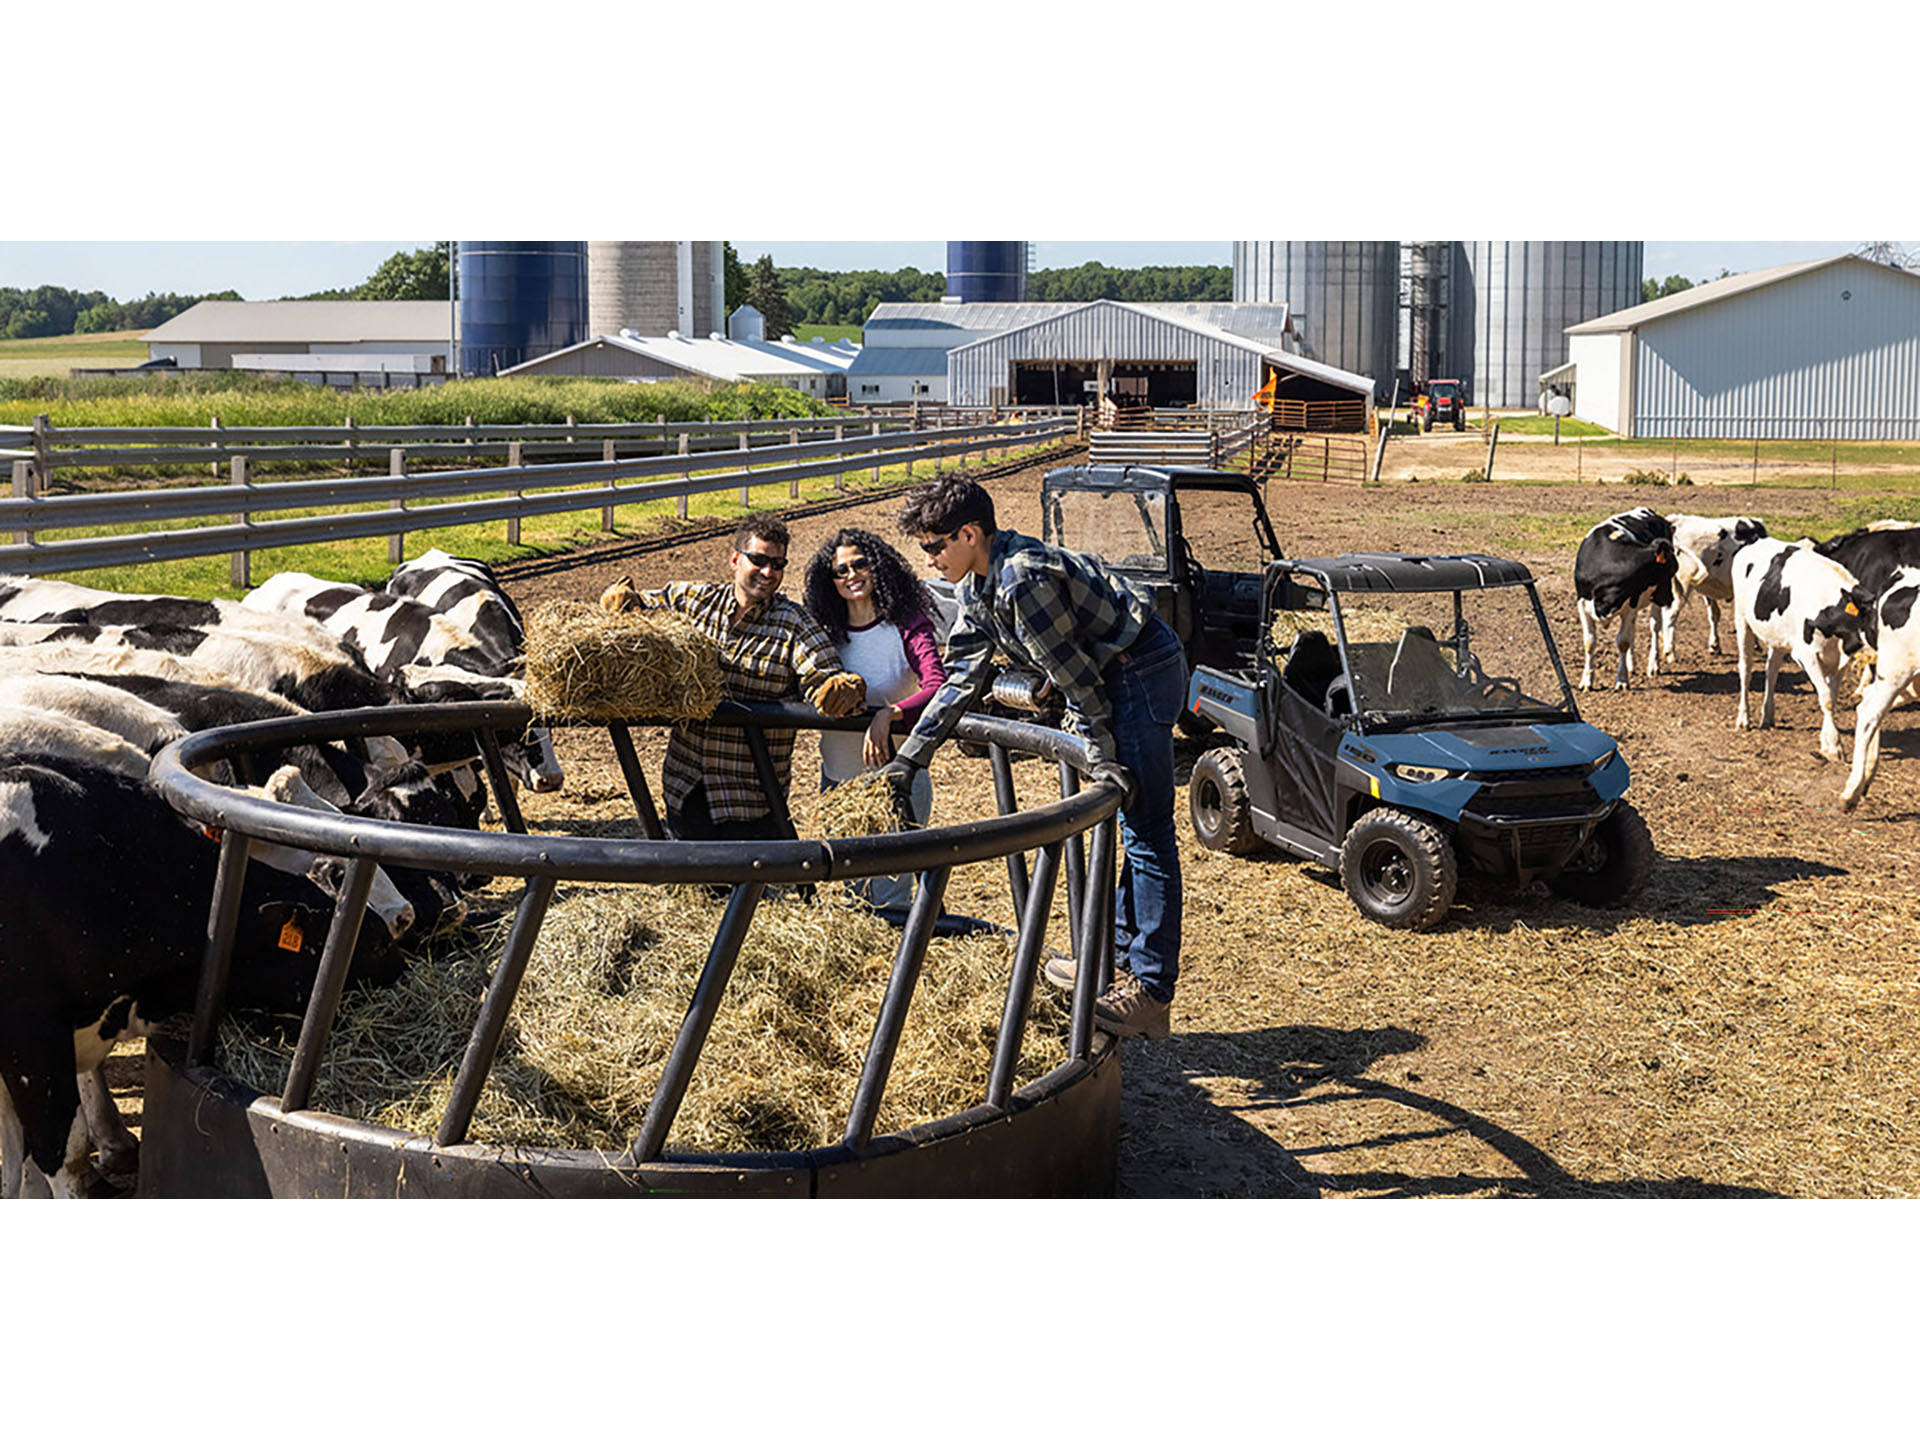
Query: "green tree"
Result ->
[[723, 242, 750, 319], [358, 242, 451, 301], [747, 254, 795, 338], [1640, 274, 1697, 304]]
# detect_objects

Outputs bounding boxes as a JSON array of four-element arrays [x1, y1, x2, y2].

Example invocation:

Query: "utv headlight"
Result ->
[[1586, 748, 1618, 775], [1389, 763, 1455, 784]]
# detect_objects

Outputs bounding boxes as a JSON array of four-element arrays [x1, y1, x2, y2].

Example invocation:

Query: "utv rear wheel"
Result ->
[[1189, 747, 1261, 854], [1549, 801, 1654, 907], [1340, 807, 1457, 931]]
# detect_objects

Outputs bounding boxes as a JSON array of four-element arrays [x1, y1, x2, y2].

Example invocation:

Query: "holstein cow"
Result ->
[[1730, 538, 1879, 761], [1657, 513, 1769, 662], [1810, 526, 1920, 698], [0, 753, 406, 1197], [383, 549, 527, 659], [1574, 507, 1680, 690], [1840, 566, 1920, 811]]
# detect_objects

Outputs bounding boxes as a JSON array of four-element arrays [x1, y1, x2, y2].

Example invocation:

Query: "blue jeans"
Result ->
[[1104, 615, 1186, 1001]]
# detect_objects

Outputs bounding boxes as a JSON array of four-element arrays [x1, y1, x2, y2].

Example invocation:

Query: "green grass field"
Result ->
[[0, 330, 150, 381]]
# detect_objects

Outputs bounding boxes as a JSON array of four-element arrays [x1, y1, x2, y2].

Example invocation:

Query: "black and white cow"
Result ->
[[0, 753, 406, 1197], [384, 549, 527, 661], [1731, 538, 1879, 762], [1840, 566, 1920, 811], [1574, 507, 1680, 690], [1657, 513, 1769, 662]]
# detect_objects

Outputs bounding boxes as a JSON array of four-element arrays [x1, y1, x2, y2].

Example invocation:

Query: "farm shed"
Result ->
[[143, 301, 451, 371], [945, 299, 1372, 427], [1563, 253, 1920, 439], [500, 332, 858, 399], [845, 347, 952, 404]]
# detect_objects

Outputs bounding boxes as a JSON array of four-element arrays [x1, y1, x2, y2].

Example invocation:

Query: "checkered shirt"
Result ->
[[897, 528, 1152, 769], [630, 581, 846, 823]]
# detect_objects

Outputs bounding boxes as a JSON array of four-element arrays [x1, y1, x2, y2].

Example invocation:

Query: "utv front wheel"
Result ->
[[1549, 801, 1654, 907], [1340, 807, 1457, 930], [1188, 748, 1261, 854]]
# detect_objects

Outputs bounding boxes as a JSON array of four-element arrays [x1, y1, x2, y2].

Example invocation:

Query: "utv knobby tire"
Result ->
[[1548, 801, 1654, 908], [1340, 807, 1457, 931], [1188, 747, 1262, 855]]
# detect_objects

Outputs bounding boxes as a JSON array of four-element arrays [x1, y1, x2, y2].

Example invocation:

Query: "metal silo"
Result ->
[[1451, 242, 1644, 408], [588, 241, 725, 339], [1232, 241, 1399, 398], [945, 242, 1028, 303], [457, 241, 589, 377]]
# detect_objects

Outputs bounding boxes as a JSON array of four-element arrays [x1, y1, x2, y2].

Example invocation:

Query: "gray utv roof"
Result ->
[[1042, 464, 1268, 497], [1279, 553, 1536, 592]]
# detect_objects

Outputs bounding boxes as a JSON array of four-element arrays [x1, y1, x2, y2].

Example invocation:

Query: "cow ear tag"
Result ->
[[1845, 602, 1859, 616], [278, 919, 305, 952]]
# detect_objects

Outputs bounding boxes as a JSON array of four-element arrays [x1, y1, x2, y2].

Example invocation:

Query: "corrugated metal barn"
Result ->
[[500, 333, 856, 398], [946, 299, 1346, 412], [1565, 254, 1920, 439]]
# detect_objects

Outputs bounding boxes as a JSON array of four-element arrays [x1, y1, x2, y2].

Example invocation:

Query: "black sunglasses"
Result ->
[[831, 556, 872, 578], [920, 529, 963, 557], [740, 550, 788, 571]]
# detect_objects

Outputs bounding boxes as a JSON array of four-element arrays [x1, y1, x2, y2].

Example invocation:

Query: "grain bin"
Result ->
[[1232, 241, 1398, 399], [946, 242, 1029, 303], [1451, 242, 1643, 408], [457, 241, 589, 377], [589, 241, 726, 340]]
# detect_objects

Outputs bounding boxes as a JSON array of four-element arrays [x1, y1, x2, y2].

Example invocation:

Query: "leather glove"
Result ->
[[1090, 762, 1138, 807], [875, 757, 921, 829], [813, 672, 867, 718], [599, 576, 638, 613]]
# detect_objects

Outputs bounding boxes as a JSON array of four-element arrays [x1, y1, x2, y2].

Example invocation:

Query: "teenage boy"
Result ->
[[881, 475, 1186, 1038]]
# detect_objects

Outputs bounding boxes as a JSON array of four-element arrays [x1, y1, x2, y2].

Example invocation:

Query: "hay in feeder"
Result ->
[[1270, 604, 1416, 650], [216, 884, 1071, 1156], [522, 600, 723, 722], [799, 771, 913, 840]]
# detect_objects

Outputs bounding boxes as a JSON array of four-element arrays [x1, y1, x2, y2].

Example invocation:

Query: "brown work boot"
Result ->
[[1043, 951, 1130, 993], [1093, 972, 1171, 1039]]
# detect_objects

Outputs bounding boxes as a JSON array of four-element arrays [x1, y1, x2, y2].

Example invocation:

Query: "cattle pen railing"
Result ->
[[0, 414, 1076, 582], [143, 700, 1125, 1198]]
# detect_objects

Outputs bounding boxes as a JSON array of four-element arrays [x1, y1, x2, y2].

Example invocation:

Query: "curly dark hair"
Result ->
[[802, 527, 935, 644]]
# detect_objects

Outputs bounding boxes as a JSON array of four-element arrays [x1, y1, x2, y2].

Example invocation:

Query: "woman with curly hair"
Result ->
[[802, 526, 947, 911]]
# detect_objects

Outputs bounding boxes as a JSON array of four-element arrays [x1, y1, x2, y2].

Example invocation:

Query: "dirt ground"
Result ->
[[93, 437, 1920, 1198]]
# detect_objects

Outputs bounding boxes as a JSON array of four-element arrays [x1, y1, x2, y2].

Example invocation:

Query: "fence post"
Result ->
[[679, 433, 691, 520], [209, 415, 222, 478], [872, 422, 881, 486], [389, 447, 407, 565], [602, 438, 618, 531], [11, 457, 37, 547], [466, 414, 475, 467], [789, 427, 800, 499], [738, 432, 751, 508], [834, 422, 845, 491], [32, 413, 51, 490], [1752, 433, 1759, 484], [344, 414, 357, 475], [1483, 421, 1500, 481], [230, 454, 252, 589], [1370, 432, 1389, 483], [507, 439, 523, 545]]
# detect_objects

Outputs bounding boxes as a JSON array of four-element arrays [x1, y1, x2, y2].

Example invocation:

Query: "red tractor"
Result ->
[[1411, 378, 1467, 432]]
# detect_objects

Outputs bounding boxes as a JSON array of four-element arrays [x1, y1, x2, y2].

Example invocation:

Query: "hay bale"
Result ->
[[799, 771, 913, 840], [522, 600, 723, 722], [216, 885, 1070, 1156]]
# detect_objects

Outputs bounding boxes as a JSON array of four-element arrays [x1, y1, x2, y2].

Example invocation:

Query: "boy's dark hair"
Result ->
[[800, 528, 934, 644], [896, 475, 996, 539], [732, 514, 790, 552]]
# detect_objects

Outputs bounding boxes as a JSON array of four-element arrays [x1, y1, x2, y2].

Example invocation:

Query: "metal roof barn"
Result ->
[[1564, 254, 1920, 439], [500, 333, 856, 399]]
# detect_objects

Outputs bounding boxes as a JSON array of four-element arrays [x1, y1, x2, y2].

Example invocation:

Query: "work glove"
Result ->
[[875, 757, 921, 829], [1090, 761, 1138, 807], [812, 672, 867, 718], [599, 576, 638, 613]]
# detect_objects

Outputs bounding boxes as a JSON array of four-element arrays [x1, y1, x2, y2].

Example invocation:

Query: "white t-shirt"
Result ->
[[820, 619, 917, 783]]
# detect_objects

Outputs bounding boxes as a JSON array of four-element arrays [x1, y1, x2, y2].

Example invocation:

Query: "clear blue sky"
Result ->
[[1, 240, 1910, 305]]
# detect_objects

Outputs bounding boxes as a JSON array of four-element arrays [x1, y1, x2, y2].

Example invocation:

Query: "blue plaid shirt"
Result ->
[[898, 528, 1152, 769]]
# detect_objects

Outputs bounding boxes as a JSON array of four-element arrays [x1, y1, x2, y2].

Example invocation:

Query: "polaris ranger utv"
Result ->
[[1184, 553, 1652, 930]]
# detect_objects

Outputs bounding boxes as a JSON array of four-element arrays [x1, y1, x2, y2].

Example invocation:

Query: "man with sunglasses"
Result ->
[[880, 475, 1187, 1039], [601, 515, 865, 844]]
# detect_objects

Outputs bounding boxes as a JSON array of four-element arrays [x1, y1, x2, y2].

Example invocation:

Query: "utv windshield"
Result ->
[[1330, 585, 1575, 726], [1043, 486, 1169, 572]]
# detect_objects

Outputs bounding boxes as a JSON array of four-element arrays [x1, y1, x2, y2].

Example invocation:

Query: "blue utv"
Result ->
[[1185, 553, 1653, 931]]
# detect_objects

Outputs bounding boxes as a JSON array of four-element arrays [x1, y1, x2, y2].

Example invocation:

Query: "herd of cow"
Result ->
[[1573, 507, 1920, 809], [0, 549, 562, 1198]]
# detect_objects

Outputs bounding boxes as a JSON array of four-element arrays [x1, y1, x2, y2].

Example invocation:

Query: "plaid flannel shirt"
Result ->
[[897, 528, 1152, 770], [631, 581, 846, 823]]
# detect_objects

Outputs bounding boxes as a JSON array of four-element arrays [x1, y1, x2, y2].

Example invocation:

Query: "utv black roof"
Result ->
[[1277, 553, 1537, 592], [1042, 464, 1269, 497]]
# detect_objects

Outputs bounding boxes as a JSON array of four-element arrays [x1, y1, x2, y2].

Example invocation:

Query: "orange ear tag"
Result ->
[[278, 919, 305, 952], [1845, 603, 1859, 616]]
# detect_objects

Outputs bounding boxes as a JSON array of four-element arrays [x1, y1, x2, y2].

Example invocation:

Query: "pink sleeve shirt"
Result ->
[[894, 612, 947, 725]]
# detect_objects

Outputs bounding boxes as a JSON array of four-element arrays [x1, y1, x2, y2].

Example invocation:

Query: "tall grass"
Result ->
[[0, 375, 835, 427]]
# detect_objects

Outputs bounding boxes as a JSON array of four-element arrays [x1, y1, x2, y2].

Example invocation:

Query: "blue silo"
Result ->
[[457, 241, 589, 376], [945, 242, 1028, 303]]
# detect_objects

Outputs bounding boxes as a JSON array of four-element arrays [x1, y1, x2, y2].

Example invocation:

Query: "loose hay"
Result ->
[[1270, 604, 1415, 650], [217, 884, 1070, 1156], [798, 771, 913, 840], [522, 600, 723, 722]]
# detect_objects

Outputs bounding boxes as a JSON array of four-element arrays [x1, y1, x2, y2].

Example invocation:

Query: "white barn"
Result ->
[[143, 301, 450, 372], [500, 331, 858, 400], [1563, 254, 1920, 439]]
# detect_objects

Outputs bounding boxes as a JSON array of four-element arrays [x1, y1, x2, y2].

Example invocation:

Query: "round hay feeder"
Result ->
[[139, 700, 1126, 1198]]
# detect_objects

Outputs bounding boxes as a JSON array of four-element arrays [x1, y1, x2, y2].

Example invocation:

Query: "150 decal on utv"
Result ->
[[1184, 553, 1653, 930]]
